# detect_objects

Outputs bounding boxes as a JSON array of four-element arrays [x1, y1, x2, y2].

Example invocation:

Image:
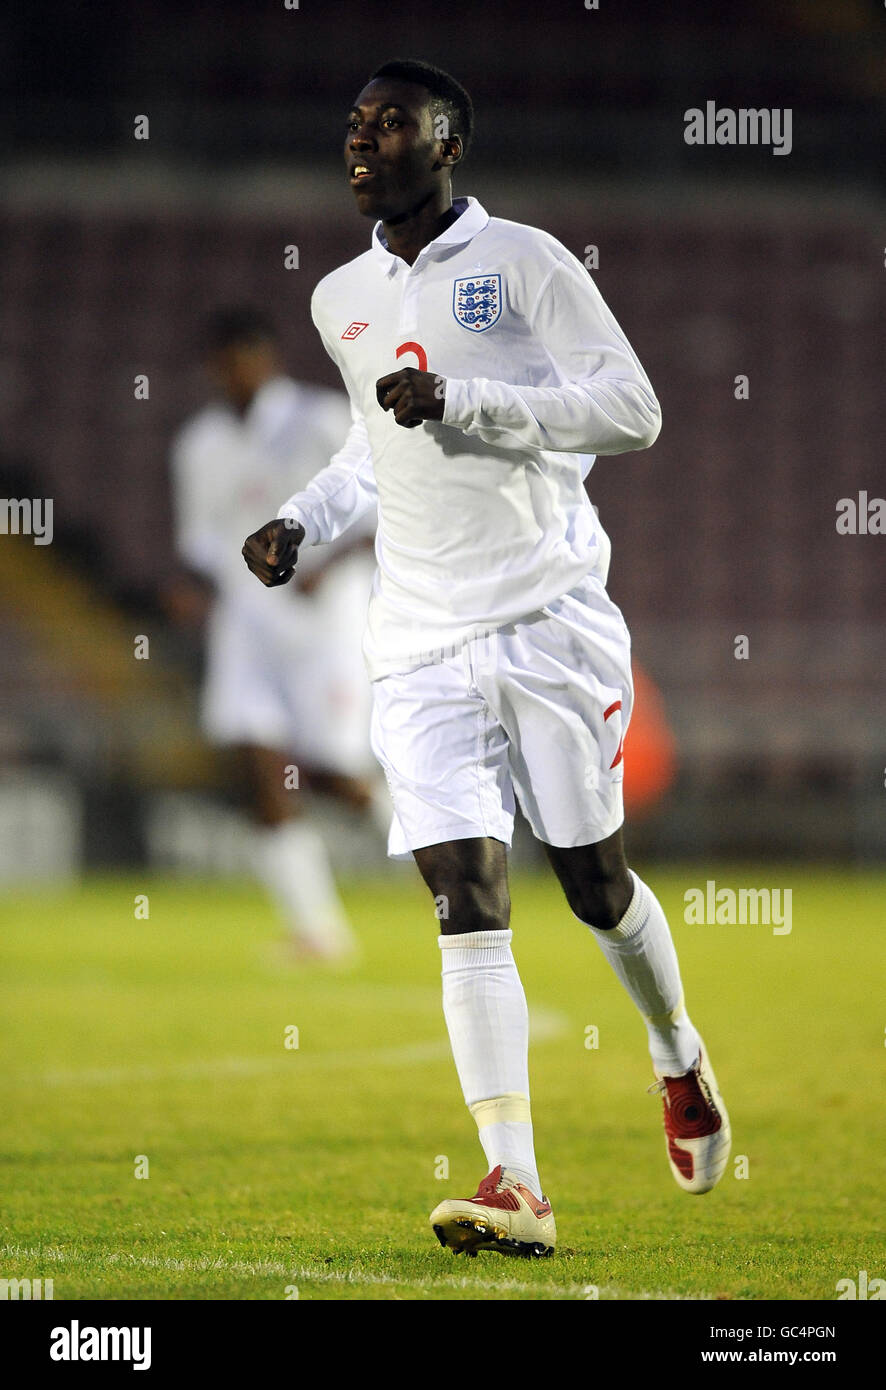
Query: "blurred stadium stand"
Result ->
[[1, 1, 884, 871], [3, 1, 884, 179]]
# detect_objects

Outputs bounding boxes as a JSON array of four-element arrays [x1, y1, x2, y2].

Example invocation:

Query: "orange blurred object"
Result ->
[[624, 663, 677, 815]]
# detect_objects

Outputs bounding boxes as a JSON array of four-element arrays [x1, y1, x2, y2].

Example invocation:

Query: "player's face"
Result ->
[[345, 79, 444, 220], [209, 342, 277, 412]]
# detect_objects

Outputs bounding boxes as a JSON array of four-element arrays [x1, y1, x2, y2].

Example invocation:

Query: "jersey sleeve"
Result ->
[[278, 291, 379, 545], [276, 407, 378, 546], [314, 391, 378, 546], [441, 251, 662, 456]]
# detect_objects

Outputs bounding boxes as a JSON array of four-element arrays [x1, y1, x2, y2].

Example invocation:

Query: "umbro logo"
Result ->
[[341, 322, 369, 340]]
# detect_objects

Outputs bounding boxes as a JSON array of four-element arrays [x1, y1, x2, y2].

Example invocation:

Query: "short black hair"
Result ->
[[204, 306, 277, 353], [370, 59, 474, 160]]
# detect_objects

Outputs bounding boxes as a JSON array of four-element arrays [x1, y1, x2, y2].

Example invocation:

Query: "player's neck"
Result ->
[[380, 190, 458, 267], [230, 370, 279, 417]]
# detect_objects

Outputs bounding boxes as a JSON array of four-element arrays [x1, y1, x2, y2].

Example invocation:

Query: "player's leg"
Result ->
[[412, 835, 539, 1200], [480, 574, 730, 1193], [240, 743, 358, 961], [414, 837, 531, 1186], [543, 830, 730, 1193], [237, 743, 297, 827], [414, 835, 553, 1255], [413, 834, 510, 935], [199, 601, 356, 959], [304, 767, 394, 843], [304, 768, 374, 812], [371, 658, 554, 1254], [542, 828, 701, 1077]]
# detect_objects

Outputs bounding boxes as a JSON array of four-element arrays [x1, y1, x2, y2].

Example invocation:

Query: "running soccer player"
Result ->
[[242, 62, 731, 1255], [171, 306, 387, 961]]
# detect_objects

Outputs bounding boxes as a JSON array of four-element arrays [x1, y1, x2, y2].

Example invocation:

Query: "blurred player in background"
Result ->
[[169, 306, 387, 961]]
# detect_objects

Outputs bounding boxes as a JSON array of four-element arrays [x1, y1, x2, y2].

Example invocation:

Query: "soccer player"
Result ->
[[171, 306, 386, 961], [242, 62, 731, 1255]]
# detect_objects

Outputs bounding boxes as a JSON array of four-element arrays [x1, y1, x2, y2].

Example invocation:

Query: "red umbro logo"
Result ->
[[341, 322, 369, 340]]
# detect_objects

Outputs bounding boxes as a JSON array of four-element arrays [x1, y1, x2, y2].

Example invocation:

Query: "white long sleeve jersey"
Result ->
[[277, 196, 661, 680]]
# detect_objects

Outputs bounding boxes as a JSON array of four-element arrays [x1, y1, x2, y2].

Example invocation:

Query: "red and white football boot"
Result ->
[[430, 1164, 556, 1257], [649, 1041, 731, 1194]]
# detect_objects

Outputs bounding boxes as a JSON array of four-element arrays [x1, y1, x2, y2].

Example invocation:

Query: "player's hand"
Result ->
[[376, 368, 446, 428], [241, 517, 305, 587]]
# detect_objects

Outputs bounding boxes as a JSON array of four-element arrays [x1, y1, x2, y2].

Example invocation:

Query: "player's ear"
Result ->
[[439, 135, 463, 169]]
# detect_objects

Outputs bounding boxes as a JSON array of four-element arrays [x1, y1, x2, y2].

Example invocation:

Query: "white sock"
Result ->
[[255, 820, 356, 956], [584, 870, 700, 1075], [439, 929, 543, 1197]]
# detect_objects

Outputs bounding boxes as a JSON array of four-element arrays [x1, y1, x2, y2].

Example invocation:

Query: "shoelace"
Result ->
[[647, 1052, 704, 1099], [478, 1168, 542, 1204], [476, 1167, 508, 1197]]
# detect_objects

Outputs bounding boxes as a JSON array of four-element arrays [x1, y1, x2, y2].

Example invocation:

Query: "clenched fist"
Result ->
[[376, 368, 446, 428], [242, 516, 305, 587]]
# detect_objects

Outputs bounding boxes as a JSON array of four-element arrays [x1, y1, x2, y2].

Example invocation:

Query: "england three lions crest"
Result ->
[[452, 274, 502, 332]]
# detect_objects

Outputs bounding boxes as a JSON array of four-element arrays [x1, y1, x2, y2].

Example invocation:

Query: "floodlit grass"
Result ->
[[1, 867, 883, 1300]]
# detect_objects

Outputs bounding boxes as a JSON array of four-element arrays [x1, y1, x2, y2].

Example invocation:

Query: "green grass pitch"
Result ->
[[1, 866, 883, 1300]]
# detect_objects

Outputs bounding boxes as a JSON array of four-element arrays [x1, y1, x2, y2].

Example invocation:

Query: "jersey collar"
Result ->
[[370, 196, 489, 275]]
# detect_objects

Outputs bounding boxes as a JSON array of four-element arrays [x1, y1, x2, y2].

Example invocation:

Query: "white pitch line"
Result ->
[[0, 1243, 713, 1300], [13, 1006, 568, 1089]]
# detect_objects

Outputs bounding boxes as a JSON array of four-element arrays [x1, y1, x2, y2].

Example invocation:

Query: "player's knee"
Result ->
[[567, 875, 631, 931], [437, 877, 510, 935]]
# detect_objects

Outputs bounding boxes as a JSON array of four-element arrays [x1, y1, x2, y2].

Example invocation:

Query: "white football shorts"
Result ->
[[201, 552, 374, 776], [370, 573, 634, 857]]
